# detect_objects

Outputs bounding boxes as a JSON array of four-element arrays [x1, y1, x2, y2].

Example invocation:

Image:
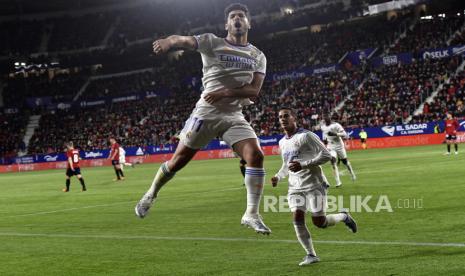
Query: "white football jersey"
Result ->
[[119, 147, 126, 158], [320, 122, 347, 149], [275, 129, 331, 192], [193, 33, 266, 114]]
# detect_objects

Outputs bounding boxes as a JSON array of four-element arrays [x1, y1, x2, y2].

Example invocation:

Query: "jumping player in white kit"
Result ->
[[135, 3, 271, 234], [271, 108, 357, 266], [320, 114, 356, 187]]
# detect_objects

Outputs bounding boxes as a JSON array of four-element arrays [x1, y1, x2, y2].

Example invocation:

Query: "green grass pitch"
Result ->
[[1, 144, 464, 275]]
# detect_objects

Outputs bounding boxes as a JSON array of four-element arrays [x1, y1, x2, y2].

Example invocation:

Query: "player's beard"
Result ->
[[231, 22, 246, 37]]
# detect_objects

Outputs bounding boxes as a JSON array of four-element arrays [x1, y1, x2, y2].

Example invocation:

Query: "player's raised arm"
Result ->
[[152, 35, 197, 55]]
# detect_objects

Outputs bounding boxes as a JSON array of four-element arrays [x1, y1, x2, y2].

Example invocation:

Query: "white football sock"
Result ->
[[244, 167, 265, 216], [147, 162, 175, 198], [345, 161, 355, 178], [294, 221, 316, 256], [325, 213, 348, 227], [332, 162, 341, 184]]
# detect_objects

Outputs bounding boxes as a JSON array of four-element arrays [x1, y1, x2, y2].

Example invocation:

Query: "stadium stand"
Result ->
[[337, 57, 461, 127], [390, 15, 465, 56], [0, 112, 29, 159], [1, 1, 465, 158]]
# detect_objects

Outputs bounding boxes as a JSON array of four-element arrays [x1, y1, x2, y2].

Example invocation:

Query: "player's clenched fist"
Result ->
[[271, 176, 279, 187], [152, 39, 171, 54]]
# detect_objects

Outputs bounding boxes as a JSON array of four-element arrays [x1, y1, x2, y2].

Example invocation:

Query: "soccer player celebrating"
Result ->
[[271, 107, 357, 266], [63, 142, 86, 192], [135, 3, 271, 234], [444, 113, 459, 155], [109, 138, 125, 181], [119, 146, 135, 171], [320, 114, 356, 187]]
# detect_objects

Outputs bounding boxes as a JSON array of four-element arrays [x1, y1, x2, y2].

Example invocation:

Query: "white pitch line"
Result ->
[[0, 201, 133, 219], [0, 232, 464, 248], [0, 186, 243, 219]]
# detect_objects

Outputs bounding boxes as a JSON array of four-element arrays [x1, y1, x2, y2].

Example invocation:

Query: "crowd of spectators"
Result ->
[[27, 87, 198, 154], [336, 57, 460, 127], [0, 112, 28, 159], [3, 70, 88, 107], [245, 68, 364, 135], [390, 15, 465, 56], [313, 15, 410, 65], [412, 70, 465, 123]]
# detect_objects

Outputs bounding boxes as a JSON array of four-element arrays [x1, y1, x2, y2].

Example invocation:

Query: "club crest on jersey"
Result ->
[[250, 49, 260, 59]]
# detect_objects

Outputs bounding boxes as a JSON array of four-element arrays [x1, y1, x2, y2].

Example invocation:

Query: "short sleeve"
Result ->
[[194, 33, 215, 54], [255, 52, 266, 75]]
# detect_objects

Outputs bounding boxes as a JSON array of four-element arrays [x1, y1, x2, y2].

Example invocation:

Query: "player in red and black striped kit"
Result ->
[[109, 137, 125, 181], [63, 142, 86, 192], [444, 113, 459, 155]]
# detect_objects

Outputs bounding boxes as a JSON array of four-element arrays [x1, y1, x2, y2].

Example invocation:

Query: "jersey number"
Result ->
[[189, 117, 204, 132], [73, 154, 79, 163]]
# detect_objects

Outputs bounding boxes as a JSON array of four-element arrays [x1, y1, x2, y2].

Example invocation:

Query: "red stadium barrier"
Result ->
[[1, 132, 462, 173], [345, 133, 457, 150]]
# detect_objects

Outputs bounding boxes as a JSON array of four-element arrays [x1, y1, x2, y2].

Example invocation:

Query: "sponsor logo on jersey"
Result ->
[[218, 54, 256, 70]]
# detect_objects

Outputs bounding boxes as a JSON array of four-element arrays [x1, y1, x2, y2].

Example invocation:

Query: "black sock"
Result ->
[[447, 144, 451, 153], [455, 144, 458, 152], [118, 169, 125, 177], [240, 165, 246, 178], [79, 178, 86, 189], [65, 179, 70, 190], [114, 167, 121, 179]]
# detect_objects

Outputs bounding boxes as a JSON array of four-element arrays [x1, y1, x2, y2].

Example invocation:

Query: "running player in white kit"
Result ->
[[135, 3, 271, 234], [271, 108, 357, 266], [119, 147, 135, 171], [320, 114, 356, 187]]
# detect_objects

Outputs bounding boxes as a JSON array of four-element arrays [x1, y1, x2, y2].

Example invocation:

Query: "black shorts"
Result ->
[[66, 168, 81, 177], [446, 134, 457, 140], [112, 160, 120, 166], [360, 138, 366, 143]]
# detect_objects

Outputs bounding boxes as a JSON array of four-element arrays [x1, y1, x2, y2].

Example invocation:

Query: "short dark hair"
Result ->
[[224, 3, 250, 21], [279, 106, 296, 116], [66, 141, 73, 148]]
